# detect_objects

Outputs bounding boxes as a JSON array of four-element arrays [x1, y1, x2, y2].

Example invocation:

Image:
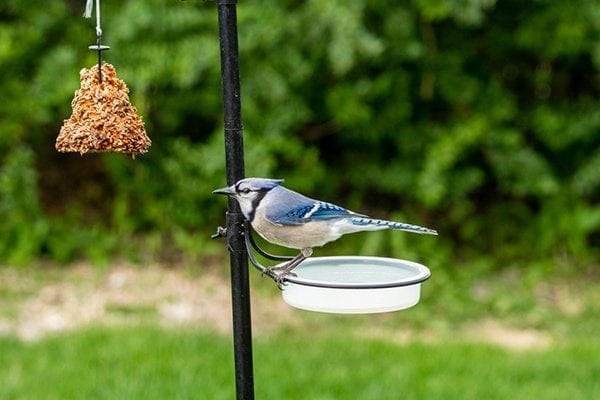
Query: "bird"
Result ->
[[213, 177, 437, 281]]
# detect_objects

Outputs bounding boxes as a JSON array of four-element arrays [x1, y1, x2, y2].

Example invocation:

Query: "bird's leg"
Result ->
[[273, 247, 313, 275], [268, 247, 313, 287]]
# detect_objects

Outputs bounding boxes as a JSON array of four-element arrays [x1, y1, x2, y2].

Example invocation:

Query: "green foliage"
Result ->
[[0, 0, 598, 267], [0, 146, 47, 265]]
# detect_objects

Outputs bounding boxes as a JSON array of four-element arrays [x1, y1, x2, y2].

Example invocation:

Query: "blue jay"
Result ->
[[214, 178, 437, 280]]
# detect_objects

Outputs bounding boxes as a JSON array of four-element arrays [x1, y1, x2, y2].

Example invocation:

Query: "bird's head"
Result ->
[[213, 178, 284, 219]]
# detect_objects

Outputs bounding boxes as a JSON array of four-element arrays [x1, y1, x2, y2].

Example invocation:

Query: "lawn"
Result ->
[[1, 263, 599, 399], [1, 326, 599, 400]]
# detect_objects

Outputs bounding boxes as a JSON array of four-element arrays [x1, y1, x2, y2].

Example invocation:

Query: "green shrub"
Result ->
[[0, 0, 597, 267]]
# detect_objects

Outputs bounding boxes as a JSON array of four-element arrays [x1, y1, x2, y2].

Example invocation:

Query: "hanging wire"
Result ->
[[84, 0, 110, 83], [84, 0, 93, 18]]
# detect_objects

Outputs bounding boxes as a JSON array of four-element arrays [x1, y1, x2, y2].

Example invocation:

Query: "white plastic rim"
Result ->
[[280, 256, 431, 314]]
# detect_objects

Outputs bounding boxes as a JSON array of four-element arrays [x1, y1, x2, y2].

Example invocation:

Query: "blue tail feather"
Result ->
[[350, 217, 438, 235]]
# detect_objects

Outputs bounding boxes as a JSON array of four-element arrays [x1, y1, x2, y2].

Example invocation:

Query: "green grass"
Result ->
[[1, 326, 599, 399]]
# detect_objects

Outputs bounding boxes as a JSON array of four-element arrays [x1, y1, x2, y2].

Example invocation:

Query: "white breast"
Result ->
[[251, 206, 342, 249]]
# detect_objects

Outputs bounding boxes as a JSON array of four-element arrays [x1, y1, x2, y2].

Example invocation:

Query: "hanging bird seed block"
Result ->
[[56, 62, 151, 156]]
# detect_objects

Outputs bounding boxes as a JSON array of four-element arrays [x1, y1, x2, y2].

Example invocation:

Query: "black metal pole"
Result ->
[[216, 1, 255, 399]]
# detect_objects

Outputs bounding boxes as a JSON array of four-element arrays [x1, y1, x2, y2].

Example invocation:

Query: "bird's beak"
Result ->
[[213, 185, 236, 196]]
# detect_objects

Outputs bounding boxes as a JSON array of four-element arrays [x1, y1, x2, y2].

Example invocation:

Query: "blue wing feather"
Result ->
[[263, 186, 361, 225], [285, 204, 315, 220], [305, 202, 357, 220], [274, 202, 356, 224]]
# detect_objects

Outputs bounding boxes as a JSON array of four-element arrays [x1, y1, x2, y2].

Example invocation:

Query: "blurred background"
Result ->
[[1, 0, 599, 398], [1, 0, 598, 267]]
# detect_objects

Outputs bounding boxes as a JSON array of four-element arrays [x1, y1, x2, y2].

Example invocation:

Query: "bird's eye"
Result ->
[[240, 188, 251, 194]]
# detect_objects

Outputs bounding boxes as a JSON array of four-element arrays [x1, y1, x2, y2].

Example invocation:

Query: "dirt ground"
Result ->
[[0, 263, 296, 341], [0, 263, 553, 349]]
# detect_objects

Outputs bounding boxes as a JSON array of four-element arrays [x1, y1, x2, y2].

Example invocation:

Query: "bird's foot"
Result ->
[[265, 263, 297, 289], [264, 248, 312, 289], [274, 270, 297, 290]]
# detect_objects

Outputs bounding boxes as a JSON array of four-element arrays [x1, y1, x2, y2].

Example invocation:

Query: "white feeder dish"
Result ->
[[280, 256, 430, 314]]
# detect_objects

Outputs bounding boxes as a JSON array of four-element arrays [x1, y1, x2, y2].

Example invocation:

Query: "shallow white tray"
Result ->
[[280, 256, 430, 314]]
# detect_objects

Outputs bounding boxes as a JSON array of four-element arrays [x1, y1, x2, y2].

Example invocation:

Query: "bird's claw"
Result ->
[[274, 271, 297, 290], [263, 265, 297, 289]]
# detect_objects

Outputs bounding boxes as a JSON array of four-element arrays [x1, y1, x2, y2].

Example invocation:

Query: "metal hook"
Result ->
[[211, 221, 296, 286], [86, 0, 110, 83], [244, 221, 293, 262], [242, 221, 294, 283]]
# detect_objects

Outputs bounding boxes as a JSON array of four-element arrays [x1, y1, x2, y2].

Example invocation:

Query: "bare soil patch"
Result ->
[[0, 263, 295, 341], [0, 263, 559, 350]]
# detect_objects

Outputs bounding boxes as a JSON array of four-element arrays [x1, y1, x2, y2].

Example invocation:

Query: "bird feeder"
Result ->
[[212, 0, 434, 394], [56, 63, 150, 156], [281, 257, 430, 314], [56, 0, 150, 157]]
